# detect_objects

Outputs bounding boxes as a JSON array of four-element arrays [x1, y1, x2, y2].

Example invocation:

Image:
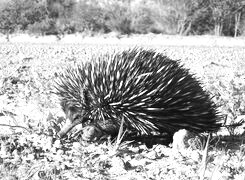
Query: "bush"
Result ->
[[1, 0, 245, 37], [104, 1, 132, 34], [27, 19, 50, 35], [131, 1, 179, 35], [72, 0, 109, 33], [27, 19, 61, 36], [131, 5, 156, 34]]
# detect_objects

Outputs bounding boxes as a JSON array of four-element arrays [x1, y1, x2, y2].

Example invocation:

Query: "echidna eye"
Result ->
[[82, 117, 92, 126], [82, 117, 90, 123], [68, 106, 77, 113]]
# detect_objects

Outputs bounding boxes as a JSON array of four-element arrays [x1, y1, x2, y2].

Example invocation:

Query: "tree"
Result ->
[[158, 0, 209, 35], [71, 0, 109, 33], [0, 0, 48, 40], [185, 0, 212, 35], [0, 0, 21, 41], [19, 0, 48, 30], [230, 0, 245, 37], [209, 0, 245, 36], [45, 0, 77, 34], [209, 0, 235, 36]]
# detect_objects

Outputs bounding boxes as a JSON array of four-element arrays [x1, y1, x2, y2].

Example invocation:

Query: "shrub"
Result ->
[[72, 0, 109, 33], [104, 1, 133, 34], [131, 5, 156, 34]]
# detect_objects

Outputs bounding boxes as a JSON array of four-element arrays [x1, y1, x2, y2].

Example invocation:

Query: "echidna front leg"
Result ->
[[58, 105, 87, 138], [81, 121, 120, 141], [81, 125, 105, 141], [58, 116, 119, 141], [58, 118, 83, 138], [80, 121, 119, 141], [58, 102, 120, 140]]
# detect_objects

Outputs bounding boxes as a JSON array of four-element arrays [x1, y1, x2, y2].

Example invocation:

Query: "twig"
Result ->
[[0, 123, 31, 133], [199, 133, 211, 180], [114, 116, 126, 150]]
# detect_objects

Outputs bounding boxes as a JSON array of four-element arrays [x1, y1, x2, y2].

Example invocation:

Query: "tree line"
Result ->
[[0, 0, 245, 39]]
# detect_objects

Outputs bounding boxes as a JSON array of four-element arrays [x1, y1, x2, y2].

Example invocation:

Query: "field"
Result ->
[[0, 35, 245, 180]]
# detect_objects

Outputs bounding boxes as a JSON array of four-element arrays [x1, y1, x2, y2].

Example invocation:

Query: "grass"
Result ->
[[0, 35, 245, 179]]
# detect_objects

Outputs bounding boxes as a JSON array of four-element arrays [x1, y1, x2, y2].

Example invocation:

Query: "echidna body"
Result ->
[[55, 49, 220, 138]]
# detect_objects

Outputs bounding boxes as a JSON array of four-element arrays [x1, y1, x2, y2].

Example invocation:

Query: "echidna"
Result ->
[[55, 48, 221, 140]]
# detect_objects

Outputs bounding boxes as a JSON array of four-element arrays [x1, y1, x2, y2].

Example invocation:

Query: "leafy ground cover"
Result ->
[[0, 35, 245, 179]]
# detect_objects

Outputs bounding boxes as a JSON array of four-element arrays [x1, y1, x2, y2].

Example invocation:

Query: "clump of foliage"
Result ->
[[0, 0, 245, 39]]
